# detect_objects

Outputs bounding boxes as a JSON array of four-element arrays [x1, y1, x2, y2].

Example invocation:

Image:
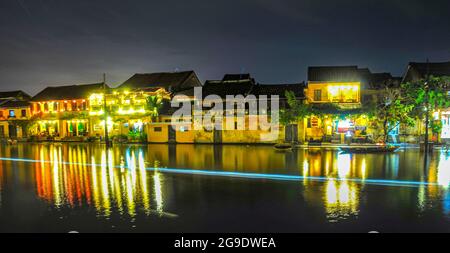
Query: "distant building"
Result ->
[[402, 61, 450, 83], [189, 74, 305, 144], [0, 91, 31, 139]]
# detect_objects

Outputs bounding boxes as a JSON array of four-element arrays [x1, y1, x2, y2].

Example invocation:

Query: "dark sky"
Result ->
[[1, 0, 449, 95]]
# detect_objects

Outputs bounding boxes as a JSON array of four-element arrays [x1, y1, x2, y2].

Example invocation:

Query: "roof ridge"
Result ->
[[43, 82, 104, 88]]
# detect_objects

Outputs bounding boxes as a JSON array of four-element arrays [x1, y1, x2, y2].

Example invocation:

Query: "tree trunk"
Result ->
[[425, 110, 429, 152], [291, 124, 295, 145], [383, 118, 388, 144]]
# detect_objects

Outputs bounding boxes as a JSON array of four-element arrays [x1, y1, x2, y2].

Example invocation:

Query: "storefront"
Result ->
[[35, 120, 59, 136], [307, 114, 371, 143], [66, 120, 89, 136], [441, 111, 450, 142]]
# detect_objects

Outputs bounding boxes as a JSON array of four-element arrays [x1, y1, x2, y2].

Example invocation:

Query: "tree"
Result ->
[[146, 95, 164, 122], [280, 91, 312, 144], [373, 87, 415, 143], [402, 76, 450, 148]]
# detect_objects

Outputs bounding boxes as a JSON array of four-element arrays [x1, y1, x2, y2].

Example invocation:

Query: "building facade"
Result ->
[[305, 66, 400, 144], [30, 83, 105, 140], [0, 91, 31, 139]]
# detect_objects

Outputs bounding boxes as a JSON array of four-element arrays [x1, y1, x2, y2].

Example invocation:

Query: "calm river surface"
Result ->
[[0, 143, 449, 232]]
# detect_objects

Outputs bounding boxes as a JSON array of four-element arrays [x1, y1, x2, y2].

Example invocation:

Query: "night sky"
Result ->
[[1, 0, 449, 95]]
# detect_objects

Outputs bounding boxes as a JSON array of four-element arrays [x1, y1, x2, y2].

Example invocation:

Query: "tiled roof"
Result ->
[[0, 90, 31, 100], [32, 83, 107, 101], [308, 65, 399, 89], [118, 71, 201, 92], [202, 80, 254, 99], [222, 73, 253, 82], [308, 66, 362, 82], [252, 83, 305, 98], [0, 100, 30, 108], [402, 61, 450, 82]]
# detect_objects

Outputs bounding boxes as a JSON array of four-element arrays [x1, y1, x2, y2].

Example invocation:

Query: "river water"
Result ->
[[0, 143, 449, 232]]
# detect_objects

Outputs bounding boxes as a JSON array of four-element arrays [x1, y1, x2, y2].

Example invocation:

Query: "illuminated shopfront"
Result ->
[[441, 111, 450, 140]]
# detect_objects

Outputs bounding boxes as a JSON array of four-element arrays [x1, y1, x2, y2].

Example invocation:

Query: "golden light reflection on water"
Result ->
[[0, 144, 449, 222], [326, 154, 359, 220], [32, 145, 166, 218], [437, 154, 450, 189]]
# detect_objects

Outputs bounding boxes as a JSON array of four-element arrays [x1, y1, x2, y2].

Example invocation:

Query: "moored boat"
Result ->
[[339, 146, 399, 154], [274, 143, 293, 151]]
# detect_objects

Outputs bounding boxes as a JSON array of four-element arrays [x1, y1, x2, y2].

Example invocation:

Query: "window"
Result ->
[[327, 85, 359, 103], [21, 109, 26, 117], [154, 127, 162, 132], [9, 110, 15, 118], [314, 89, 322, 101]]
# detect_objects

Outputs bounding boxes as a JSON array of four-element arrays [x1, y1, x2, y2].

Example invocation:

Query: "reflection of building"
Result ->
[[32, 145, 164, 217], [0, 91, 31, 139], [30, 83, 106, 140]]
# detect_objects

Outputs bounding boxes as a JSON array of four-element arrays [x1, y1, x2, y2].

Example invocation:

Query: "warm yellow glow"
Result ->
[[117, 107, 146, 115], [337, 154, 351, 178], [437, 154, 450, 188], [327, 84, 359, 103], [361, 158, 367, 180], [154, 171, 164, 215], [89, 110, 104, 116]]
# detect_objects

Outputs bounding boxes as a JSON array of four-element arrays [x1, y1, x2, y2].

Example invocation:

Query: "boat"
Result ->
[[339, 146, 399, 154], [274, 143, 293, 151]]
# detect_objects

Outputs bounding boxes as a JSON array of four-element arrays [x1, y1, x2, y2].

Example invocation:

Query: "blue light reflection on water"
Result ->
[[0, 156, 446, 188]]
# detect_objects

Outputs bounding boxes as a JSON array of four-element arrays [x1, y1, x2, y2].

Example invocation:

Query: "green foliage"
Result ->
[[373, 87, 415, 142], [402, 76, 450, 135], [431, 120, 443, 134], [279, 90, 312, 126], [146, 95, 164, 121], [402, 76, 450, 116], [127, 130, 147, 142]]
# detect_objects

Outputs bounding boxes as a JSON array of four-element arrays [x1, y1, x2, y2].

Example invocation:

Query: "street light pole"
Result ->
[[103, 73, 111, 147]]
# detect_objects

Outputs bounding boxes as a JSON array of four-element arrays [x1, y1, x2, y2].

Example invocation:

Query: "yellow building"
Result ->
[[0, 101, 31, 139], [88, 71, 202, 143], [0, 91, 32, 139], [305, 66, 388, 143], [30, 83, 105, 140]]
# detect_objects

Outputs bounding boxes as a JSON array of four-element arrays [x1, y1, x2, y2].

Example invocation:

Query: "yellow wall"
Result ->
[[194, 130, 214, 143], [0, 107, 31, 120], [306, 82, 361, 103], [174, 124, 195, 143], [0, 122, 25, 138], [147, 123, 168, 143]]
